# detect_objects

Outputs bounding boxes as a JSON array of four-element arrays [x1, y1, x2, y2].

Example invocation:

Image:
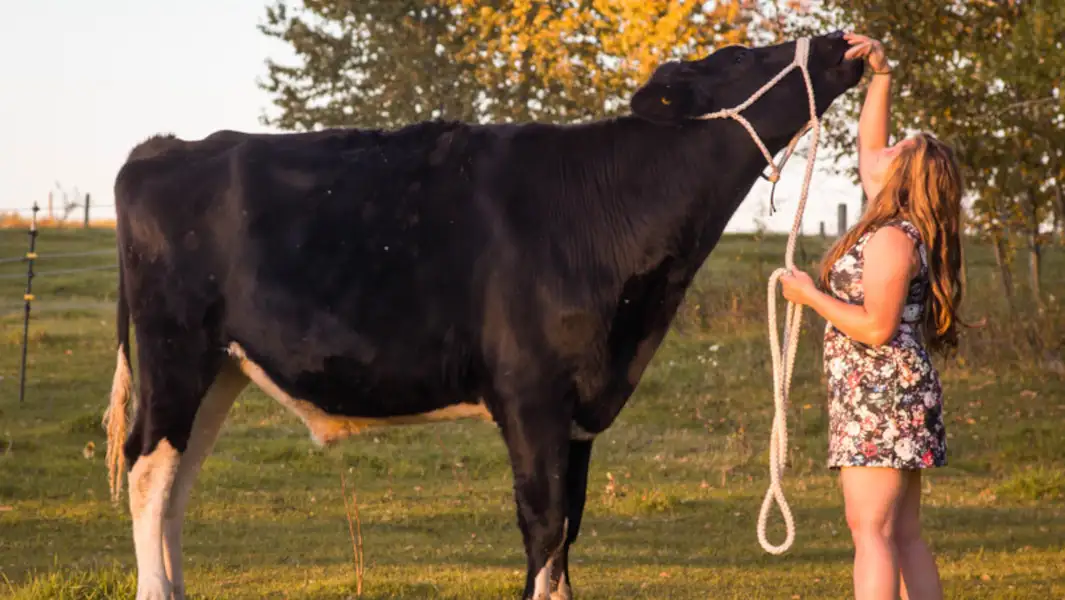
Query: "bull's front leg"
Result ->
[[550, 438, 594, 600], [493, 387, 573, 600]]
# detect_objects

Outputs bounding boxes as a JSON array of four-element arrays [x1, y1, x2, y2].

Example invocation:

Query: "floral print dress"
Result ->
[[823, 219, 947, 470]]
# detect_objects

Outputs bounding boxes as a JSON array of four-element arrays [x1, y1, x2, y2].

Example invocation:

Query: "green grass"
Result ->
[[1, 228, 1063, 599]]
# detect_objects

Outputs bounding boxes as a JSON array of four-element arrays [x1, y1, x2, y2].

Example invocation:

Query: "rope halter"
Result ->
[[696, 37, 816, 190], [696, 37, 823, 555]]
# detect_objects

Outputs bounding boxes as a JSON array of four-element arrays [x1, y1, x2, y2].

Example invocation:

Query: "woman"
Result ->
[[780, 33, 965, 600]]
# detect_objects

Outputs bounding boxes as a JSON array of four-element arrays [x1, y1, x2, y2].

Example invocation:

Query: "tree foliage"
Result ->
[[258, 0, 754, 130], [793, 2, 1062, 219], [784, 1, 1063, 306], [258, 0, 482, 130]]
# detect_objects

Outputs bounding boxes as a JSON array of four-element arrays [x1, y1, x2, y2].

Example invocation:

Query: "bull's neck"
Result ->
[[609, 116, 792, 269]]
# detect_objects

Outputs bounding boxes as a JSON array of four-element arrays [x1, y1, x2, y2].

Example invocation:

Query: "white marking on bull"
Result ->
[[163, 363, 248, 599], [533, 557, 555, 600], [533, 518, 570, 599], [551, 571, 572, 600], [129, 438, 179, 600], [227, 342, 493, 445]]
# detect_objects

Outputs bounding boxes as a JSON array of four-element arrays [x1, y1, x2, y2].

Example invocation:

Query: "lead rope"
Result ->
[[697, 37, 821, 555]]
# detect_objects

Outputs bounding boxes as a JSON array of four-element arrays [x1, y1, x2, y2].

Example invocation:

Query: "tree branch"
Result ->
[[993, 96, 1058, 117]]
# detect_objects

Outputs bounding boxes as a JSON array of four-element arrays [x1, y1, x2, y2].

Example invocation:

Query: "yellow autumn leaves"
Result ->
[[439, 0, 751, 120], [260, 0, 763, 128]]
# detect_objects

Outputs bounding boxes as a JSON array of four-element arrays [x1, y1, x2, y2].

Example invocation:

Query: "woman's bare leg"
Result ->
[[896, 470, 944, 600], [841, 466, 907, 600]]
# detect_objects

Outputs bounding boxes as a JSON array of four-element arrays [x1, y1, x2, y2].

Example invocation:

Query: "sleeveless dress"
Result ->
[[823, 219, 947, 470]]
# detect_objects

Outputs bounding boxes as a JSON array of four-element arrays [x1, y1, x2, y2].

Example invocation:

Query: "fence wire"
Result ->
[[1, 300, 114, 317], [1, 204, 115, 212], [0, 249, 115, 265], [0, 264, 118, 280]]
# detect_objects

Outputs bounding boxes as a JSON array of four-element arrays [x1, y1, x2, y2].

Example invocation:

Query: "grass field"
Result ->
[[1, 227, 1063, 599]]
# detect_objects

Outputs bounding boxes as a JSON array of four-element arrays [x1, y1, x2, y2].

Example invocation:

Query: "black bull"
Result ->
[[105, 32, 864, 600]]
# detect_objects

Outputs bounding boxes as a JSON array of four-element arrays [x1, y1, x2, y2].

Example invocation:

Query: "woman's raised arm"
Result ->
[[845, 33, 894, 203]]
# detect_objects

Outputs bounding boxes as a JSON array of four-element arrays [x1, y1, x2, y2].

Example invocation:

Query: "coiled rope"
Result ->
[[696, 37, 821, 555]]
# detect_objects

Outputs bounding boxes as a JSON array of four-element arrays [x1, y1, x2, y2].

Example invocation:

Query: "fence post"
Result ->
[[84, 193, 91, 229], [19, 203, 40, 406], [837, 203, 847, 236], [818, 221, 826, 239]]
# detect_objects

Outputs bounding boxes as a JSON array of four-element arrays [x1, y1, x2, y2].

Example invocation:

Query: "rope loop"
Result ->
[[694, 37, 822, 555]]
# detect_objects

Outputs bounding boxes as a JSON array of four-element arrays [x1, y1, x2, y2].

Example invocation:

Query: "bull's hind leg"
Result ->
[[163, 360, 247, 599], [123, 333, 240, 600], [127, 432, 179, 600]]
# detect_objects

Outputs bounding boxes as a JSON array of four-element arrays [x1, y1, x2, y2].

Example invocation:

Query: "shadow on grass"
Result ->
[[3, 561, 522, 600], [5, 497, 1061, 586]]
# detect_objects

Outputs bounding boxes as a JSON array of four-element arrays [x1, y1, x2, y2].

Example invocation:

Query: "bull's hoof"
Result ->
[[134, 577, 172, 600], [549, 576, 572, 600]]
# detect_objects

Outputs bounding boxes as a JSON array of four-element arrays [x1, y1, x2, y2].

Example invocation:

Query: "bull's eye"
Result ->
[[734, 50, 748, 64]]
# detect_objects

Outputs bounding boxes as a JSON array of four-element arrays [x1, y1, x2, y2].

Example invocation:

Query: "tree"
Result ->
[[258, 0, 755, 130], [962, 1, 1063, 309], [258, 1, 483, 130]]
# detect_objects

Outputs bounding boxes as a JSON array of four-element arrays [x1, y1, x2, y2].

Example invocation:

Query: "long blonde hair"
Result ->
[[819, 132, 965, 355]]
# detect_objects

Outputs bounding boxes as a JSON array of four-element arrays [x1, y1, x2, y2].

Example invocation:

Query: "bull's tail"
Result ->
[[103, 253, 134, 505]]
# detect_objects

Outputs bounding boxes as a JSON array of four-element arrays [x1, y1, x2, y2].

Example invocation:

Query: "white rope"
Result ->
[[697, 37, 821, 555]]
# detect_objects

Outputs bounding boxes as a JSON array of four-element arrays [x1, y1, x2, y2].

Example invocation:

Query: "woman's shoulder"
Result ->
[[864, 219, 926, 279], [855, 219, 919, 249], [879, 219, 923, 245], [863, 223, 918, 255]]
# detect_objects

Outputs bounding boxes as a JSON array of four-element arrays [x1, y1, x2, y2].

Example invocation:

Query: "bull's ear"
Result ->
[[630, 81, 696, 124]]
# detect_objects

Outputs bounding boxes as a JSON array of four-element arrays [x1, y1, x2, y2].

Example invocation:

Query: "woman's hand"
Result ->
[[844, 33, 889, 73], [779, 269, 818, 306]]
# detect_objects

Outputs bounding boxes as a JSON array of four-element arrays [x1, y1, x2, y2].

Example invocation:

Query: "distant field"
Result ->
[[1, 228, 1063, 599], [0, 213, 116, 230]]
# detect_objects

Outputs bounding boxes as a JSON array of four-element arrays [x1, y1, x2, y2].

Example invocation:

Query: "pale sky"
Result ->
[[0, 0, 863, 234]]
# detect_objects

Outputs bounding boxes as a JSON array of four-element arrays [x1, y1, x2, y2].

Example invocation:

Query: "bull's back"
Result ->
[[115, 124, 507, 416]]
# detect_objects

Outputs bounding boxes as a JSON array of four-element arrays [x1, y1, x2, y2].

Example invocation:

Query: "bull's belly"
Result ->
[[226, 342, 493, 445]]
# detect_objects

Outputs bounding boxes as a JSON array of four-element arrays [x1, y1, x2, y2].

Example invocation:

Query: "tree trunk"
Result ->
[[1027, 238, 1043, 309], [1054, 180, 1065, 245], [1024, 188, 1045, 310], [991, 230, 1015, 314], [959, 242, 968, 293]]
